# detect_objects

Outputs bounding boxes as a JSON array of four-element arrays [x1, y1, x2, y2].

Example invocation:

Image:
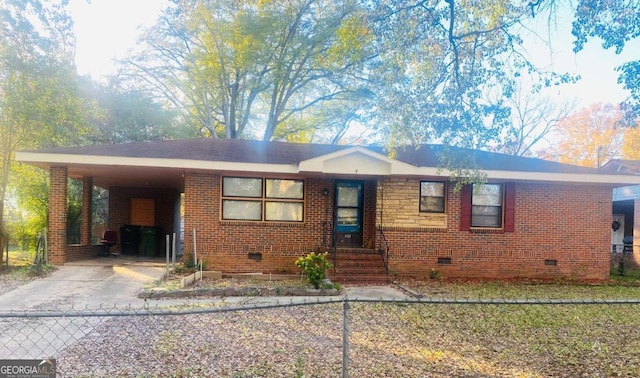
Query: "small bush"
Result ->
[[295, 252, 332, 289], [321, 281, 341, 291], [429, 269, 442, 280], [175, 253, 206, 274]]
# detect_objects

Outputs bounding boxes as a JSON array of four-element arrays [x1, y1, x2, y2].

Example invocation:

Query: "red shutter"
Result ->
[[459, 184, 471, 231], [504, 183, 515, 232]]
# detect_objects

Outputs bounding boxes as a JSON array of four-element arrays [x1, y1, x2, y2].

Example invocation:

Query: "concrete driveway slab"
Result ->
[[0, 259, 166, 311]]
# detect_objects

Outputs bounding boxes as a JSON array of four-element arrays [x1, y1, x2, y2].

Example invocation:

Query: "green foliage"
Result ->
[[571, 0, 640, 122], [126, 0, 373, 142], [177, 252, 206, 274], [7, 165, 48, 248], [610, 266, 640, 283], [27, 263, 56, 277], [66, 179, 82, 244], [295, 252, 332, 289], [119, 0, 640, 153], [78, 78, 179, 144], [0, 263, 56, 278], [368, 1, 579, 151], [617, 258, 625, 277], [0, 0, 86, 249]]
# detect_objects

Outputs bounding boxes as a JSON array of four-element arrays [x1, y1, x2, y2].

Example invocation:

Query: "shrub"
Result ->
[[295, 252, 332, 289], [175, 252, 206, 274], [429, 269, 442, 280]]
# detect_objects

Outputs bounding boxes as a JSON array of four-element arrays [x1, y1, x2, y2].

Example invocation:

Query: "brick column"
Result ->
[[81, 177, 93, 245], [49, 166, 68, 265]]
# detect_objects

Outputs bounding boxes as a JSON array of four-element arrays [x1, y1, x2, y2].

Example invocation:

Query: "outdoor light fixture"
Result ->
[[322, 188, 329, 196]]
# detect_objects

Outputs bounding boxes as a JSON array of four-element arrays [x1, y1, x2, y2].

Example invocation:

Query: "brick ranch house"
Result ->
[[15, 138, 640, 282]]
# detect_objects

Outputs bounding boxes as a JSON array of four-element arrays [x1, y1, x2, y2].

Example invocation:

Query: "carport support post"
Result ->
[[165, 235, 170, 276], [172, 232, 176, 272], [48, 166, 68, 265]]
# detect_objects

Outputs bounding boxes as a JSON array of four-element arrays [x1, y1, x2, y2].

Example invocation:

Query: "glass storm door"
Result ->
[[335, 181, 363, 246]]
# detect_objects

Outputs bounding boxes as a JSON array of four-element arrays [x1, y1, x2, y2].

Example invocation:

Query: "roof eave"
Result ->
[[16, 151, 640, 185]]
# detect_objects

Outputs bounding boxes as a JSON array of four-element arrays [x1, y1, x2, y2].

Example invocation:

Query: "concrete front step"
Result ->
[[330, 248, 388, 283], [334, 260, 385, 268], [334, 247, 380, 254], [330, 274, 390, 283], [335, 267, 386, 273]]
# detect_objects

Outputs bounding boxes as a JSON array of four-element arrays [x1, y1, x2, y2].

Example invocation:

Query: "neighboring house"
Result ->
[[15, 139, 640, 282], [600, 159, 640, 254]]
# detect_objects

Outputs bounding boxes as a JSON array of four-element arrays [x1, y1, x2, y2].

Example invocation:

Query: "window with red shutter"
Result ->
[[503, 183, 515, 232], [460, 184, 471, 231], [461, 183, 515, 232]]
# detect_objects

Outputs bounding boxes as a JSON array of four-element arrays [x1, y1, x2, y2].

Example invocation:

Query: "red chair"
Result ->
[[100, 230, 118, 257]]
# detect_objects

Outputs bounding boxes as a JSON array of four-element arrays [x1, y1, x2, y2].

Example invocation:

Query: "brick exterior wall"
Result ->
[[48, 171, 102, 263], [183, 172, 344, 273], [47, 165, 612, 281], [362, 180, 377, 249], [108, 187, 179, 255], [65, 245, 102, 261], [377, 178, 612, 280]]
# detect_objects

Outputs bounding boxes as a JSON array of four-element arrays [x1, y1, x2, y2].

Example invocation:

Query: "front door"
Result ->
[[335, 180, 363, 246]]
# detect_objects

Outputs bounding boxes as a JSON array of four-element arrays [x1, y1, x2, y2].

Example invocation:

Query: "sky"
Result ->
[[67, 0, 168, 79], [67, 0, 637, 110]]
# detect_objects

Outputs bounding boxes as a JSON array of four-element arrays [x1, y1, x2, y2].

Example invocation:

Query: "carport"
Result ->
[[16, 145, 186, 265]]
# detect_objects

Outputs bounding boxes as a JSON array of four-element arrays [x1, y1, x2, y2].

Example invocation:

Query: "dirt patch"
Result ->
[[140, 274, 340, 299], [194, 277, 307, 289]]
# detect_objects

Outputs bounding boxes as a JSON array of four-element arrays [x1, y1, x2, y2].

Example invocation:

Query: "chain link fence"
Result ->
[[2, 298, 640, 377]]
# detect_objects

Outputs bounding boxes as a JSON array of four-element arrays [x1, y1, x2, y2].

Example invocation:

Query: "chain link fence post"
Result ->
[[342, 298, 350, 378]]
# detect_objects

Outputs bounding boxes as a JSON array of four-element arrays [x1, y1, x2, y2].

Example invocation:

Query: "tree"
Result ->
[[365, 0, 576, 150], [6, 164, 48, 251], [496, 80, 576, 156], [542, 103, 625, 167], [1, 0, 86, 249], [78, 77, 181, 144], [571, 0, 640, 122], [119, 0, 598, 151], [620, 121, 640, 159], [122, 0, 374, 142]]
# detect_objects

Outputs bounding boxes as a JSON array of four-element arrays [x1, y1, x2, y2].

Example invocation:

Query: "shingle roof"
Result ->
[[392, 145, 600, 174], [30, 138, 352, 164], [26, 138, 601, 175], [600, 159, 640, 174]]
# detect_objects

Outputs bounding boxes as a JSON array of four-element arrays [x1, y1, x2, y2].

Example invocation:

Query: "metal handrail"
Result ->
[[611, 243, 633, 254], [329, 221, 337, 272], [377, 210, 390, 281]]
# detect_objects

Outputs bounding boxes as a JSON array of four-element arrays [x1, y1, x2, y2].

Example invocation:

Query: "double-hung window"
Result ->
[[471, 184, 503, 228], [419, 181, 446, 213], [222, 177, 304, 222]]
